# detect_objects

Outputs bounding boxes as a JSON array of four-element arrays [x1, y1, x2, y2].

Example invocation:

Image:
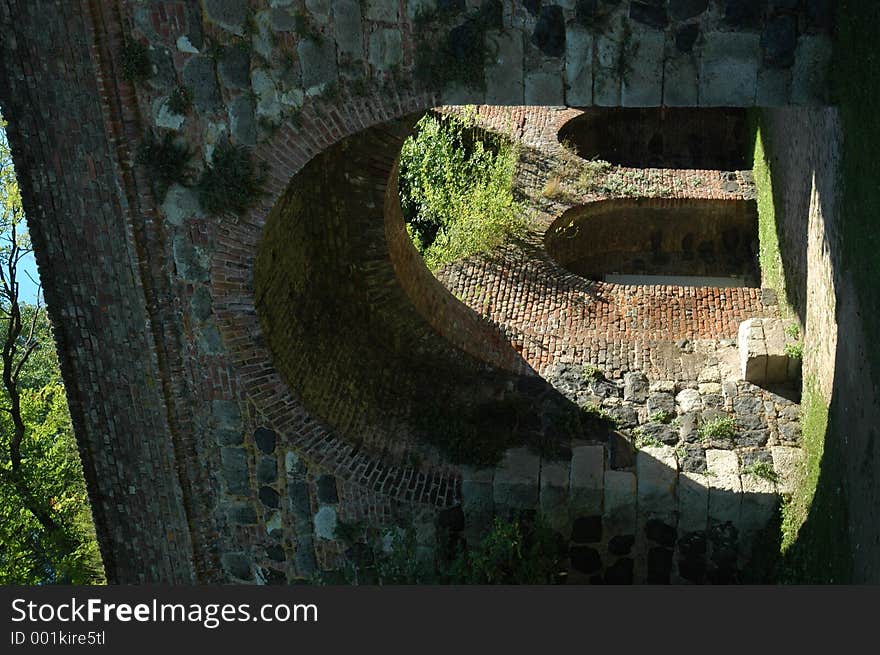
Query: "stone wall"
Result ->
[[0, 1, 831, 583]]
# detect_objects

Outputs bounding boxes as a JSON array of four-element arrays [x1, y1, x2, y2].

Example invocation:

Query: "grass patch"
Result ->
[[697, 416, 736, 441], [778, 378, 851, 583], [399, 112, 526, 271]]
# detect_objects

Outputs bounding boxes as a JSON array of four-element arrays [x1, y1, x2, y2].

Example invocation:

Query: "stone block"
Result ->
[[771, 446, 806, 496], [369, 28, 402, 70], [678, 471, 709, 534], [298, 38, 338, 94], [334, 0, 364, 59], [676, 388, 702, 414], [314, 505, 337, 540], [594, 32, 622, 106], [486, 30, 524, 105], [740, 468, 778, 535], [636, 446, 678, 518], [663, 55, 698, 107], [493, 447, 540, 510], [525, 67, 564, 106], [565, 25, 593, 106], [221, 447, 249, 495], [700, 32, 760, 106], [792, 35, 832, 105], [739, 318, 767, 384], [182, 55, 222, 113], [540, 460, 571, 532], [706, 449, 741, 525], [461, 466, 494, 541], [205, 0, 247, 35], [221, 552, 252, 581], [570, 444, 604, 516], [623, 371, 648, 403], [603, 470, 636, 535], [622, 31, 664, 107], [364, 0, 397, 22], [228, 94, 256, 146], [763, 319, 789, 383]]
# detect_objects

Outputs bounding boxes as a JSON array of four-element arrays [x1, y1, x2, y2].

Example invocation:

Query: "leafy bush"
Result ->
[[785, 342, 803, 359], [196, 142, 267, 216], [698, 416, 737, 440], [136, 131, 192, 196], [444, 515, 564, 584], [398, 112, 525, 270]]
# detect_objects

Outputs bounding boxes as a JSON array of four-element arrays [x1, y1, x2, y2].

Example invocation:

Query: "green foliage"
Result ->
[[784, 342, 803, 359], [196, 142, 267, 216], [120, 39, 151, 83], [0, 382, 104, 584], [580, 403, 616, 432], [633, 428, 663, 449], [698, 416, 737, 441], [136, 131, 192, 197], [581, 364, 603, 381], [445, 515, 564, 584], [650, 410, 674, 424], [0, 114, 104, 584], [399, 112, 525, 270], [742, 460, 779, 483]]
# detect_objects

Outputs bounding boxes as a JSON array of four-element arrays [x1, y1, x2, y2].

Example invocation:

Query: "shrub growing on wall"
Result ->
[[398, 112, 525, 270]]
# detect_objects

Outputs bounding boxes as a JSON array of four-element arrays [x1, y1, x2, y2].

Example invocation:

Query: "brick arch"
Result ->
[[211, 93, 470, 508]]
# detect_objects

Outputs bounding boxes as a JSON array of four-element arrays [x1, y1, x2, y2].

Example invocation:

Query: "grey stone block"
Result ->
[[369, 28, 403, 71], [570, 444, 604, 515], [314, 505, 338, 540], [486, 30, 524, 105], [493, 447, 540, 511], [221, 552, 252, 581], [228, 94, 256, 146], [792, 35, 832, 105], [334, 0, 364, 59], [621, 31, 664, 107], [182, 55, 222, 113], [604, 470, 637, 535], [700, 32, 760, 106], [678, 471, 709, 534], [205, 0, 248, 35], [565, 25, 593, 106], [706, 449, 741, 525], [221, 447, 249, 495], [540, 460, 570, 532], [525, 68, 564, 106], [636, 445, 678, 518], [623, 371, 648, 403], [298, 38, 338, 94]]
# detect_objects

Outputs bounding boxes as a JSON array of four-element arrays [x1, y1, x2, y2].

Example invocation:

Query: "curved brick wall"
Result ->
[[558, 108, 751, 170], [384, 158, 533, 375], [545, 198, 759, 282]]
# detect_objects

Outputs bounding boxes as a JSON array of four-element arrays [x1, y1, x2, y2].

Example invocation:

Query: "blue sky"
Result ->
[[1, 119, 43, 305]]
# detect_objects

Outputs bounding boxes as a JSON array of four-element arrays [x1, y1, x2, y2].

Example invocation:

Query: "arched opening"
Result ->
[[545, 198, 760, 288], [558, 108, 752, 170]]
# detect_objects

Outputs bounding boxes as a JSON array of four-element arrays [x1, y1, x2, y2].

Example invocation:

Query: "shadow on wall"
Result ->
[[558, 108, 754, 171], [249, 113, 798, 584], [755, 106, 866, 583], [252, 115, 607, 468]]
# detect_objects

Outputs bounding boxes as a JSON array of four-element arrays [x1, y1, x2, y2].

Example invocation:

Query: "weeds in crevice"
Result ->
[[120, 39, 152, 83], [196, 142, 267, 216], [135, 131, 192, 196]]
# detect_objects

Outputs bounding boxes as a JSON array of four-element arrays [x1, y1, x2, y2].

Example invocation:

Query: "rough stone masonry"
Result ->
[[0, 1, 831, 582]]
